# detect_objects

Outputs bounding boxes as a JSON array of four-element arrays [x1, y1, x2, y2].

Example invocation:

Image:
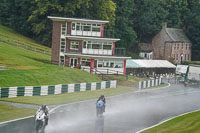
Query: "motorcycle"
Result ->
[[35, 110, 46, 133], [96, 100, 105, 117]]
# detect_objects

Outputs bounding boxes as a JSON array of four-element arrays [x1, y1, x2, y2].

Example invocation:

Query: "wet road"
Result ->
[[1, 84, 200, 133]]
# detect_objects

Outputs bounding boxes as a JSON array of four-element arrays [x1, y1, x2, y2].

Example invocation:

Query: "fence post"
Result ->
[[139, 81, 142, 89], [126, 74, 128, 80]]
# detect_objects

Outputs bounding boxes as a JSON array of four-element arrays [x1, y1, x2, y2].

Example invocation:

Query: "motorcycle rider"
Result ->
[[37, 105, 49, 125], [97, 95, 106, 112]]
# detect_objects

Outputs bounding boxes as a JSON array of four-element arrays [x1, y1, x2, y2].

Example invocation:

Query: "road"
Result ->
[[0, 83, 200, 133]]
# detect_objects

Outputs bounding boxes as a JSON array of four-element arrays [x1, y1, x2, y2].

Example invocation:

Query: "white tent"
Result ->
[[127, 60, 176, 68]]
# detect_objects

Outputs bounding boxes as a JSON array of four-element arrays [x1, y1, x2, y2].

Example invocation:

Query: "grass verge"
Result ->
[[141, 110, 200, 133], [0, 86, 133, 105], [0, 103, 35, 122]]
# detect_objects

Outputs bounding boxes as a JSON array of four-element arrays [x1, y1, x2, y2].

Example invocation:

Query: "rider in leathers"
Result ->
[[37, 105, 49, 125], [97, 95, 106, 112]]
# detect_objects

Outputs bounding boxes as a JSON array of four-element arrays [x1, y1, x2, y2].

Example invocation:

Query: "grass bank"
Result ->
[[0, 42, 101, 87], [142, 110, 200, 133], [0, 103, 35, 122], [0, 25, 50, 51]]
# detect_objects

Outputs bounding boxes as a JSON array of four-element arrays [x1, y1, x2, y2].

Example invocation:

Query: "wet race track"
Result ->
[[1, 84, 200, 133]]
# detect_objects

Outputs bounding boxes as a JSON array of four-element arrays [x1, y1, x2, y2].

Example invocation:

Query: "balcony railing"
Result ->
[[70, 29, 115, 38], [64, 48, 126, 57]]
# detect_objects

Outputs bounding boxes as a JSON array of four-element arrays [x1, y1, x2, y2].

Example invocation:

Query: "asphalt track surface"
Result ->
[[1, 84, 200, 133]]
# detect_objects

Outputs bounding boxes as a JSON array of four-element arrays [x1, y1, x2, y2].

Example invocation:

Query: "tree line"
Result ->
[[0, 0, 199, 60]]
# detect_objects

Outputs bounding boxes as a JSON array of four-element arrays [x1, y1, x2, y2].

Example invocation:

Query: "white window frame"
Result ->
[[60, 38, 66, 53], [61, 23, 67, 35], [59, 56, 65, 66], [70, 41, 79, 50]]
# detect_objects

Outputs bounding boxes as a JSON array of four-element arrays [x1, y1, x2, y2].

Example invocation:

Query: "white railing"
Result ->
[[71, 30, 101, 37], [82, 49, 112, 55]]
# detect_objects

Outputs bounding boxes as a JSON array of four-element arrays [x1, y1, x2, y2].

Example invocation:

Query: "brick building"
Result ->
[[152, 23, 192, 64], [48, 16, 131, 75]]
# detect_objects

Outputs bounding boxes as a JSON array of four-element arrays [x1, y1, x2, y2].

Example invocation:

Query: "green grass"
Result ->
[[103, 75, 145, 87], [142, 111, 200, 133], [0, 86, 133, 105], [0, 41, 101, 87], [0, 25, 50, 51], [183, 60, 200, 65], [0, 103, 35, 122]]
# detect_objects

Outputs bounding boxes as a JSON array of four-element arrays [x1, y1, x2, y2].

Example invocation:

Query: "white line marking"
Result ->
[[0, 116, 34, 125]]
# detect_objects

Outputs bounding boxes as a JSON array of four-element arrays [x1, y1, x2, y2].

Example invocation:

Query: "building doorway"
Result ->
[[70, 58, 78, 67]]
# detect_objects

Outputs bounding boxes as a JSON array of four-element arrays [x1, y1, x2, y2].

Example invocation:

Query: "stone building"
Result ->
[[152, 23, 192, 64]]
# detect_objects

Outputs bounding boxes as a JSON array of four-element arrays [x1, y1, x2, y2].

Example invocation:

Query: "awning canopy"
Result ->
[[126, 60, 176, 68]]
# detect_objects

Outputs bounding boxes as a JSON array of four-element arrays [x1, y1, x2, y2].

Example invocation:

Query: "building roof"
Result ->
[[139, 43, 152, 52], [48, 16, 109, 24], [166, 28, 191, 43], [126, 59, 176, 68]]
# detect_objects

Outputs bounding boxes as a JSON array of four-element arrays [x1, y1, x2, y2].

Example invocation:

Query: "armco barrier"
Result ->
[[139, 78, 162, 89], [0, 80, 117, 98]]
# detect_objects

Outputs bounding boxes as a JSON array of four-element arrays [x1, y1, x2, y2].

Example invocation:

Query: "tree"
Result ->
[[0, 0, 35, 36], [113, 0, 137, 54], [133, 0, 168, 43], [28, 0, 116, 46], [184, 0, 200, 60], [161, 0, 188, 28]]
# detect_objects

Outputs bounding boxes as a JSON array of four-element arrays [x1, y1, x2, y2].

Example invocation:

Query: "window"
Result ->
[[174, 44, 176, 50], [98, 60, 103, 67], [92, 27, 101, 32], [72, 23, 76, 30], [70, 41, 79, 50], [92, 24, 101, 32], [60, 38, 66, 52], [60, 56, 65, 65], [83, 24, 91, 31], [188, 54, 190, 60], [186, 44, 188, 50], [83, 41, 87, 48], [185, 54, 187, 60], [87, 44, 92, 49], [176, 54, 178, 60], [103, 45, 112, 50], [76, 23, 81, 31], [182, 43, 184, 49], [81, 58, 90, 66], [177, 44, 179, 49], [114, 60, 123, 68], [61, 24, 66, 35], [92, 44, 101, 49]]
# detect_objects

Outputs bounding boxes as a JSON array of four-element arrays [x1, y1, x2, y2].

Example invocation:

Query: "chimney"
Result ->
[[162, 22, 167, 29]]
